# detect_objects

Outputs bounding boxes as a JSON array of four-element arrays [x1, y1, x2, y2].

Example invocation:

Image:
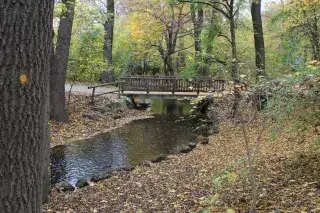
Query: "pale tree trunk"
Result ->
[[0, 0, 53, 212], [191, 3, 204, 59], [103, 0, 115, 65], [251, 0, 266, 78], [206, 8, 217, 55], [50, 0, 76, 122], [176, 39, 186, 72]]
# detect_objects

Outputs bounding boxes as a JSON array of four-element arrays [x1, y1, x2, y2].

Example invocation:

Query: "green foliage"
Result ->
[[265, 64, 320, 136], [194, 159, 245, 212], [211, 158, 245, 192], [68, 27, 107, 82], [180, 63, 197, 79], [57, 0, 318, 84], [314, 138, 320, 147]]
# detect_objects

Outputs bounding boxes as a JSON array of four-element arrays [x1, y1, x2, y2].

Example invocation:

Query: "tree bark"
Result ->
[[50, 0, 76, 122], [311, 13, 320, 60], [176, 39, 186, 72], [251, 0, 266, 78], [164, 57, 175, 76], [230, 18, 238, 81], [103, 0, 115, 65], [191, 3, 204, 59], [0, 0, 53, 212]]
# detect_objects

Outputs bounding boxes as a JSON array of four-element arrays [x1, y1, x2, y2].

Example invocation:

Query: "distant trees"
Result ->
[[46, 0, 318, 82], [127, 0, 194, 76], [181, 0, 244, 81], [51, 0, 76, 122], [0, 0, 53, 212], [280, 0, 320, 61], [154, 3, 193, 76]]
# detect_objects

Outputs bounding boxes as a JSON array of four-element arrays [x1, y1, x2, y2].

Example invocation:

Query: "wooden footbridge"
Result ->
[[88, 75, 227, 103]]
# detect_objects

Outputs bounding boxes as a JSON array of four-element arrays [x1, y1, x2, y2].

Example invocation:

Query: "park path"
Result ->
[[65, 84, 116, 94]]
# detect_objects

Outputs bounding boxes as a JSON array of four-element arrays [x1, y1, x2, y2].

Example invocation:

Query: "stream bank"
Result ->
[[50, 92, 153, 148], [50, 94, 214, 188], [46, 92, 320, 212], [45, 118, 320, 212]]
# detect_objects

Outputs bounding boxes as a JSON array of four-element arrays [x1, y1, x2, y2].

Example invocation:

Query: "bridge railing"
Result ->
[[119, 75, 226, 94], [88, 81, 125, 103]]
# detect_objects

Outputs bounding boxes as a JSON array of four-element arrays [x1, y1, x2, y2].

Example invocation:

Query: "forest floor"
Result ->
[[45, 112, 320, 212], [50, 92, 152, 147]]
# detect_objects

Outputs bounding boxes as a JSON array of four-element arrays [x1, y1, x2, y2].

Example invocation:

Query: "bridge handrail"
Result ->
[[88, 81, 125, 103], [120, 75, 224, 80], [119, 75, 226, 94]]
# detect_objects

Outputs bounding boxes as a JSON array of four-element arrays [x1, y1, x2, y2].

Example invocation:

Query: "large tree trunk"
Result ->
[[251, 0, 266, 78], [50, 0, 76, 122], [166, 57, 175, 76], [103, 0, 115, 65], [0, 0, 53, 212]]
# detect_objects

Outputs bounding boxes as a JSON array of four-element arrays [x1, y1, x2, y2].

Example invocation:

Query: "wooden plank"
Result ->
[[94, 90, 119, 96], [88, 82, 116, 89], [88, 81, 125, 89]]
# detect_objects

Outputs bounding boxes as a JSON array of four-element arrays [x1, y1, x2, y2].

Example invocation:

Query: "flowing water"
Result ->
[[51, 98, 198, 186]]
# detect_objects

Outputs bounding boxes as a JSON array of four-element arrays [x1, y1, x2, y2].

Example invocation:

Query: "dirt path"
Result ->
[[65, 84, 116, 94]]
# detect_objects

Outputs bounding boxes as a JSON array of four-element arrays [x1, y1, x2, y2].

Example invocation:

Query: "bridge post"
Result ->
[[117, 81, 120, 98], [172, 78, 176, 94], [196, 80, 200, 94], [91, 87, 96, 104], [146, 78, 149, 94]]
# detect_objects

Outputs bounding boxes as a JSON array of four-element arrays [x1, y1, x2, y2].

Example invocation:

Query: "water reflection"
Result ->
[[51, 99, 196, 186], [51, 136, 128, 185], [147, 99, 192, 115]]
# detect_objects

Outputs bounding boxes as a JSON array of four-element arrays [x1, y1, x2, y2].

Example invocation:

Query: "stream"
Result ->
[[51, 98, 199, 186]]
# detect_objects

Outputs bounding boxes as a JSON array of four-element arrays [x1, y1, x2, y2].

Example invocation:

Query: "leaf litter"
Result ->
[[45, 93, 320, 212]]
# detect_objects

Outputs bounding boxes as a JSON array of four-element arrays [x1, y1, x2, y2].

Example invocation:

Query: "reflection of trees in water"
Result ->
[[109, 137, 128, 170], [51, 136, 128, 185], [118, 117, 194, 165], [150, 99, 191, 116], [166, 99, 177, 115], [50, 145, 67, 185], [51, 99, 195, 185]]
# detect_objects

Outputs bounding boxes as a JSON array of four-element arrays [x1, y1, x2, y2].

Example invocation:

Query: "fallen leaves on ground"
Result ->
[[45, 114, 320, 212]]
